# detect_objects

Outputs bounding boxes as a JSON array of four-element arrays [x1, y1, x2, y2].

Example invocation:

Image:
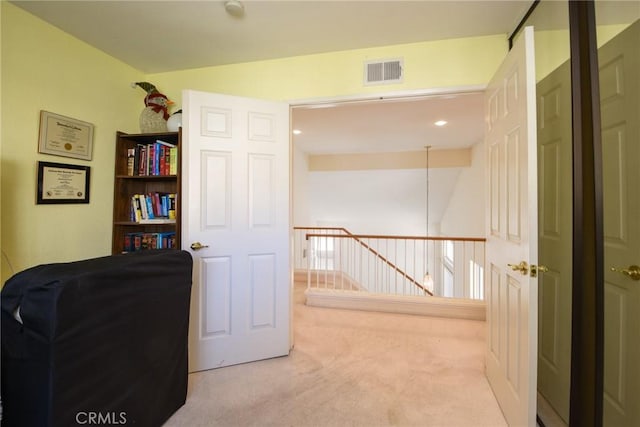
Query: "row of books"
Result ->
[[123, 232, 177, 252], [130, 193, 176, 223], [126, 139, 178, 176]]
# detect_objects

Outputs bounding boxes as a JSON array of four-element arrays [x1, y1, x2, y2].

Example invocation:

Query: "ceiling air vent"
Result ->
[[364, 58, 403, 85]]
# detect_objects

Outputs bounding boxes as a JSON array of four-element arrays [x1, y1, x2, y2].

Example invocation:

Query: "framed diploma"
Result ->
[[37, 161, 91, 204], [38, 111, 94, 160]]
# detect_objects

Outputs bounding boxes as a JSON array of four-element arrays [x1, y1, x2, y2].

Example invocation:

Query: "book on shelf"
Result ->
[[138, 194, 149, 219], [129, 192, 178, 223], [123, 231, 176, 252], [147, 143, 155, 176], [144, 194, 155, 219], [159, 146, 167, 175], [141, 233, 156, 250], [153, 193, 162, 217], [137, 145, 147, 176], [131, 195, 142, 222], [124, 233, 132, 252], [137, 218, 176, 224], [126, 140, 178, 177], [169, 147, 178, 175], [161, 195, 169, 217], [126, 148, 135, 176], [168, 194, 176, 219], [158, 231, 177, 249], [155, 140, 175, 175]]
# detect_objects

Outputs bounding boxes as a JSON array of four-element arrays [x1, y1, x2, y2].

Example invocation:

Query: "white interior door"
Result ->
[[536, 59, 572, 424], [600, 20, 640, 427], [484, 26, 538, 427], [183, 89, 290, 372]]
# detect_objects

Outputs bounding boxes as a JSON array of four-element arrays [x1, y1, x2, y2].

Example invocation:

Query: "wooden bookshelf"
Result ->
[[111, 130, 181, 254]]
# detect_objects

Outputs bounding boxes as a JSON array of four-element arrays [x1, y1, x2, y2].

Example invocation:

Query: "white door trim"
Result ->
[[287, 84, 487, 108]]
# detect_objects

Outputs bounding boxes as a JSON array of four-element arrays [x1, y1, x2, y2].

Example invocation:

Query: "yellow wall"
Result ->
[[535, 24, 630, 80], [535, 29, 571, 80], [1, 3, 143, 283], [148, 34, 508, 107], [1, 2, 508, 283]]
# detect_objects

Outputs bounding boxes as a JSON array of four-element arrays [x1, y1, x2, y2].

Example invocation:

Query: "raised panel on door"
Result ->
[[506, 129, 522, 243], [539, 270, 560, 370], [602, 125, 627, 246], [540, 141, 559, 239], [248, 154, 276, 229], [489, 141, 502, 237], [506, 274, 522, 393], [201, 256, 232, 338], [603, 282, 628, 423], [248, 111, 277, 142], [201, 107, 232, 138], [249, 253, 277, 329], [489, 263, 502, 360], [201, 151, 232, 230]]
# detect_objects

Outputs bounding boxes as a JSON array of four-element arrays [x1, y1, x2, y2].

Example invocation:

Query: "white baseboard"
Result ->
[[304, 288, 486, 321]]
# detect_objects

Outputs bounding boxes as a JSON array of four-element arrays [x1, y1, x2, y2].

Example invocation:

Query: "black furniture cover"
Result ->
[[1, 250, 193, 427]]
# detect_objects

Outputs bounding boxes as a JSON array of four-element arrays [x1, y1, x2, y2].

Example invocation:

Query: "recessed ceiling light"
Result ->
[[292, 129, 302, 135], [434, 120, 448, 127]]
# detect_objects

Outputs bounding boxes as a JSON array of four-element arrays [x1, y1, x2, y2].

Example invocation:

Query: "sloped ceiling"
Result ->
[[12, 0, 530, 73]]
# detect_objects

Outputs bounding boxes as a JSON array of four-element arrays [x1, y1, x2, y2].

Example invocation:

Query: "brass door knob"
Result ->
[[611, 265, 640, 281], [508, 261, 529, 275], [190, 241, 209, 251], [530, 265, 549, 278]]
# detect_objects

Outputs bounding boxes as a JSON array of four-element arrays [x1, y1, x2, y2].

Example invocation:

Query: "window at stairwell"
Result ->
[[311, 237, 335, 270], [440, 240, 485, 300], [469, 260, 484, 300], [443, 241, 455, 297]]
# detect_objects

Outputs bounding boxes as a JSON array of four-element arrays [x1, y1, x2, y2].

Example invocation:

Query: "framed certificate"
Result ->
[[38, 111, 94, 160], [37, 161, 91, 204]]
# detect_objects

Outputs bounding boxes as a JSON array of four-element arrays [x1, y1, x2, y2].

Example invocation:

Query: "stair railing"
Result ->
[[293, 227, 486, 300]]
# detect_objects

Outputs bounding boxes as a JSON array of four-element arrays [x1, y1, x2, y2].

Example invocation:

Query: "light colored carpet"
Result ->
[[165, 283, 507, 427]]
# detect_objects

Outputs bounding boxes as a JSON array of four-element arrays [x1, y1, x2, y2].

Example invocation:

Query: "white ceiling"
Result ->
[[12, 0, 535, 154], [292, 92, 486, 154], [12, 1, 531, 73]]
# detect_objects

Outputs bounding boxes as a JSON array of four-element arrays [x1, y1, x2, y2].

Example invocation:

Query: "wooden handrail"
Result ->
[[305, 233, 486, 242], [294, 226, 348, 231], [293, 227, 486, 242]]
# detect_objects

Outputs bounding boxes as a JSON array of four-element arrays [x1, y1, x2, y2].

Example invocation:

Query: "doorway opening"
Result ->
[[289, 86, 488, 327]]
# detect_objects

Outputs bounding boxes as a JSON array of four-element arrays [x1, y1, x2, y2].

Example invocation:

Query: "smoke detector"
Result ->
[[225, 0, 245, 18]]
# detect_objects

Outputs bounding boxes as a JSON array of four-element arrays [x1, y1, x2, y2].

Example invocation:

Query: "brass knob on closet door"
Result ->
[[611, 265, 640, 281], [530, 265, 548, 278]]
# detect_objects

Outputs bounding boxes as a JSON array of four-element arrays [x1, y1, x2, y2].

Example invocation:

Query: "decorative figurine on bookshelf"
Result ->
[[132, 81, 174, 133], [167, 109, 182, 132]]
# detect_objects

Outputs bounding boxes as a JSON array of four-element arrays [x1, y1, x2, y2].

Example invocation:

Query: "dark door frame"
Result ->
[[568, 1, 603, 426]]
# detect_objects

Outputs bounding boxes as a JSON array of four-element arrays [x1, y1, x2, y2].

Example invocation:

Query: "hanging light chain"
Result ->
[[425, 145, 431, 278], [425, 145, 430, 239]]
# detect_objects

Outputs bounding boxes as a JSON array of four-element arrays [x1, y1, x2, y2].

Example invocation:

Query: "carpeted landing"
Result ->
[[165, 283, 507, 427]]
